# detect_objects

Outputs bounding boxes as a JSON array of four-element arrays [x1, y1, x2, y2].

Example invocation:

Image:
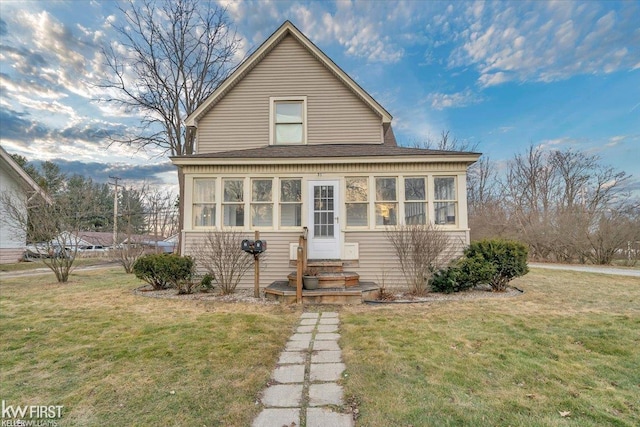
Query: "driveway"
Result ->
[[529, 263, 640, 278], [0, 262, 119, 280]]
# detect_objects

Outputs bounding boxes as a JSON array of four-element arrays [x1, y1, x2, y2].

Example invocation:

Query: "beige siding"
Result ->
[[0, 248, 24, 264], [197, 35, 382, 153], [345, 230, 467, 290], [183, 230, 300, 289]]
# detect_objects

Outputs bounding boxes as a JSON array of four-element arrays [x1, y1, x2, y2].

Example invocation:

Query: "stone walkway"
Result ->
[[252, 312, 353, 427]]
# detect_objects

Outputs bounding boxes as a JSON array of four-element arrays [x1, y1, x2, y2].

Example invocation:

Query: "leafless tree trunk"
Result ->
[[1, 190, 85, 283], [98, 0, 242, 253], [190, 230, 254, 295], [385, 223, 452, 295]]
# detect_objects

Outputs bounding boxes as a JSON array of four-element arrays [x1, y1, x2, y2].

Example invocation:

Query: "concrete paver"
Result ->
[[272, 364, 305, 383], [290, 332, 312, 341], [319, 317, 340, 325], [252, 408, 300, 427], [320, 312, 339, 318], [307, 408, 353, 427], [313, 340, 341, 351], [311, 350, 342, 364], [315, 332, 341, 340], [285, 340, 310, 351], [299, 318, 318, 325], [310, 362, 346, 382], [308, 383, 344, 406], [278, 351, 305, 364], [261, 384, 303, 407], [296, 325, 316, 333], [317, 324, 339, 333], [301, 312, 320, 318]]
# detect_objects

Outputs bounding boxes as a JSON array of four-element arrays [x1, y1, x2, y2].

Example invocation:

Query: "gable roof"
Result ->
[[0, 145, 52, 203], [185, 21, 392, 127]]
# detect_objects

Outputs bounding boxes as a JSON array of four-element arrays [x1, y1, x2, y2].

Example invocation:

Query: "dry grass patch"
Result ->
[[341, 268, 640, 426], [0, 268, 300, 426]]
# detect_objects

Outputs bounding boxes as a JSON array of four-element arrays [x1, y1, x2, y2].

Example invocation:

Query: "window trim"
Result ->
[[269, 96, 308, 145], [279, 178, 303, 229], [433, 175, 458, 226], [403, 176, 428, 225], [222, 178, 245, 228], [374, 176, 398, 227], [345, 176, 370, 229], [192, 178, 216, 229], [250, 178, 274, 229]]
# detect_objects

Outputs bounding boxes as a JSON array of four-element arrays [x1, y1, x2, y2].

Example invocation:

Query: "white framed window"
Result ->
[[346, 177, 368, 227], [280, 178, 302, 227], [270, 96, 307, 145], [192, 178, 216, 228], [251, 179, 273, 227], [434, 176, 457, 225], [223, 179, 244, 227], [404, 177, 427, 225], [375, 177, 397, 226]]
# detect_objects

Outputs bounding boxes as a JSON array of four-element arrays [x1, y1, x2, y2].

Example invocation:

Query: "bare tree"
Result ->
[[410, 130, 479, 152], [385, 223, 452, 295], [0, 189, 90, 283], [191, 230, 254, 295], [99, 0, 242, 251]]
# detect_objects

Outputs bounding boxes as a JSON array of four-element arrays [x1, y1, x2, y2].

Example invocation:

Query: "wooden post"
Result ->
[[296, 246, 303, 304], [298, 235, 307, 273], [254, 230, 260, 298]]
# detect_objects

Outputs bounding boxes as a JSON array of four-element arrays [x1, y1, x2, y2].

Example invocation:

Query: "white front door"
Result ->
[[307, 180, 340, 259]]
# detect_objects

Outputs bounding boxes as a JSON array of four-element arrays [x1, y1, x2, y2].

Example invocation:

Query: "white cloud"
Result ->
[[441, 1, 640, 87], [427, 89, 483, 110]]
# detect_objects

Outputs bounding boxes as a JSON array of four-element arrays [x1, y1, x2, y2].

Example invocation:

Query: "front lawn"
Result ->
[[0, 268, 299, 426], [340, 269, 640, 426]]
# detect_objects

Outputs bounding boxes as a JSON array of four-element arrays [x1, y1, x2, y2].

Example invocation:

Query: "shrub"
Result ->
[[133, 254, 168, 290], [385, 223, 452, 295], [429, 266, 471, 294], [133, 254, 196, 293], [463, 239, 529, 291], [192, 230, 254, 295], [200, 273, 215, 292]]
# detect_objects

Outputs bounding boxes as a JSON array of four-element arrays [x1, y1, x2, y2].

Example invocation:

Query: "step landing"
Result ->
[[287, 271, 360, 289]]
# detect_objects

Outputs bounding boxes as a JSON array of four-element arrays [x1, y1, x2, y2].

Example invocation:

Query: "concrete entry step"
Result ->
[[265, 281, 379, 305]]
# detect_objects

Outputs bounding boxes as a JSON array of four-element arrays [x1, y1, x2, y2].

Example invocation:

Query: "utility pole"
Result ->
[[109, 176, 120, 247]]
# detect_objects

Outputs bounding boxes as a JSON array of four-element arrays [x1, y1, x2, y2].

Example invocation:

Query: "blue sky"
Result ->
[[1, 0, 638, 191]]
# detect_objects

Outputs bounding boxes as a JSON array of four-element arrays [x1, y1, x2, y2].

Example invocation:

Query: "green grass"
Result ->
[[340, 268, 640, 426], [0, 268, 300, 426]]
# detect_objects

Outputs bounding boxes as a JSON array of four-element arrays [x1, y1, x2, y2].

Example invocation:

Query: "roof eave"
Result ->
[[171, 153, 481, 167]]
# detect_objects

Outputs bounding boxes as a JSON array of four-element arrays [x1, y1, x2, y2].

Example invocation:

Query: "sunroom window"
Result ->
[[251, 179, 273, 227], [375, 177, 397, 226], [346, 177, 368, 227], [192, 178, 215, 227], [223, 179, 244, 227], [404, 177, 427, 224], [280, 179, 302, 227], [434, 176, 457, 225]]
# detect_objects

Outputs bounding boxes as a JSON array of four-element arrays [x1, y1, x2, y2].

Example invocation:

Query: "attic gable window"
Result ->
[[270, 97, 307, 144]]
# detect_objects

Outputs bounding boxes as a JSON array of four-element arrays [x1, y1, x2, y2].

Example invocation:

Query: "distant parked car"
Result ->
[[24, 244, 73, 260], [77, 245, 107, 252]]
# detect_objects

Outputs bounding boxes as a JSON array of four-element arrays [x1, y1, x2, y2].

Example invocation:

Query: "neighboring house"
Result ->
[[0, 145, 51, 264], [171, 21, 480, 288]]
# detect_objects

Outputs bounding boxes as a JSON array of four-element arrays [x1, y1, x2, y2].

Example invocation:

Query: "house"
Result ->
[[171, 21, 480, 292], [0, 145, 52, 264]]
